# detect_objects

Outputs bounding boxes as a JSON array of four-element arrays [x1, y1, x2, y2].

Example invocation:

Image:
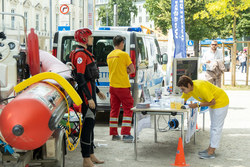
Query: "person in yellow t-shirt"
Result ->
[[107, 35, 135, 142], [177, 75, 229, 159]]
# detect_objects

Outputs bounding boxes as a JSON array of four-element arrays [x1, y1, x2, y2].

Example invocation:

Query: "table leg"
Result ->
[[134, 112, 137, 160], [154, 115, 157, 143], [181, 113, 184, 147], [203, 112, 205, 131], [194, 129, 196, 144]]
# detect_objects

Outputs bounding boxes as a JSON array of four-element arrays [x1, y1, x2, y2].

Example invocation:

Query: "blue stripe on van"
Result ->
[[96, 82, 110, 86], [96, 77, 163, 87], [153, 77, 164, 85]]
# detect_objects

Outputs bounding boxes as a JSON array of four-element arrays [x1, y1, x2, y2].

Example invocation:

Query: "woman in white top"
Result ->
[[239, 51, 247, 73]]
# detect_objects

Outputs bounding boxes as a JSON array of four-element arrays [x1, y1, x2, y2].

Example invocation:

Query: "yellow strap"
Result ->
[[46, 82, 82, 151], [14, 72, 82, 106]]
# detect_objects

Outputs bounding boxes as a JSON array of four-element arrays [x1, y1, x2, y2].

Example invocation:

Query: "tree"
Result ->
[[144, 0, 222, 57], [144, 0, 219, 40], [237, 11, 250, 37], [194, 0, 250, 86], [97, 0, 137, 26], [194, 0, 250, 39], [144, 0, 249, 57]]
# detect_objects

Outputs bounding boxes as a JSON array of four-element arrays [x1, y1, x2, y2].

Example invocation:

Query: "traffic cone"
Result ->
[[196, 124, 200, 132], [171, 137, 189, 166]]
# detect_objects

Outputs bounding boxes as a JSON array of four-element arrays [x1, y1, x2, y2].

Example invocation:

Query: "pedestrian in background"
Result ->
[[70, 28, 106, 167], [177, 75, 229, 159], [236, 51, 242, 68], [107, 35, 135, 143], [239, 50, 247, 73], [203, 40, 225, 87]]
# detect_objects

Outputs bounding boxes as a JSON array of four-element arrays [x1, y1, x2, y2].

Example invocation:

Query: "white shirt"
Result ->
[[239, 54, 247, 63], [203, 49, 223, 71]]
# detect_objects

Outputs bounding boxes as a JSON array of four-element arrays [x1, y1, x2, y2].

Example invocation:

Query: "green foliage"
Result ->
[[97, 0, 137, 26], [194, 0, 250, 38], [98, 5, 113, 26], [237, 11, 250, 37], [144, 0, 250, 40], [144, 0, 217, 40]]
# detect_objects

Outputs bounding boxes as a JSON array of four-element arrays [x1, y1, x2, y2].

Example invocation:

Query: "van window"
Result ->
[[61, 37, 78, 63], [137, 37, 148, 66], [93, 37, 114, 66], [145, 38, 161, 65], [93, 37, 126, 67]]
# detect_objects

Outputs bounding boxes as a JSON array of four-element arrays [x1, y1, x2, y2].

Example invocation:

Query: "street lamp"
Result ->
[[49, 0, 52, 51], [113, 3, 117, 26], [2, 0, 5, 32]]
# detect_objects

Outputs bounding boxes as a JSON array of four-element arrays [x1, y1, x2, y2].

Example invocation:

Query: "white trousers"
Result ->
[[209, 105, 228, 148]]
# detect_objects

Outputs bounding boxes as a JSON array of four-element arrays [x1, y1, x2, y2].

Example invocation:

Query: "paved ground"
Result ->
[[64, 89, 250, 167], [1, 70, 249, 167]]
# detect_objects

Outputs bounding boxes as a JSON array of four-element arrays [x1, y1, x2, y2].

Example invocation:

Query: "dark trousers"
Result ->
[[81, 114, 95, 158], [241, 61, 246, 73], [78, 81, 97, 158]]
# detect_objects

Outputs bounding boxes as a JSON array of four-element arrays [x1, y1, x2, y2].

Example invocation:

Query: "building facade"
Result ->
[[0, 0, 85, 51], [130, 0, 154, 29], [94, 0, 154, 30], [95, 0, 109, 28]]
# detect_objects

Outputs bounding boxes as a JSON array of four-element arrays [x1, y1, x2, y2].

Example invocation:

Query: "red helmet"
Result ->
[[74, 28, 92, 44]]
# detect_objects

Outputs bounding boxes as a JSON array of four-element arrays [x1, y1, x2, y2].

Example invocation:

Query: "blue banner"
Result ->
[[171, 0, 186, 58]]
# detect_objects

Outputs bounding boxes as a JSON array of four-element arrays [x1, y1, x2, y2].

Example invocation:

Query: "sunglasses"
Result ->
[[211, 44, 217, 46]]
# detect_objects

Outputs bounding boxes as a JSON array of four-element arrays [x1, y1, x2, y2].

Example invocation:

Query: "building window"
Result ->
[[139, 6, 142, 13], [132, 16, 135, 23], [146, 16, 149, 22], [11, 9, 15, 29], [56, 14, 59, 31], [44, 17, 47, 31], [72, 18, 75, 30], [36, 14, 39, 31], [79, 0, 83, 7], [79, 20, 82, 27], [139, 16, 142, 23], [24, 12, 28, 28]]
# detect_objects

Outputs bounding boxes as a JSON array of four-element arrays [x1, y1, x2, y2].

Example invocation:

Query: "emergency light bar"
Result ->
[[98, 26, 142, 32]]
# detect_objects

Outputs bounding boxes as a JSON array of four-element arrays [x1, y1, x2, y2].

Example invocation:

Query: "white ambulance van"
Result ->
[[52, 27, 168, 111]]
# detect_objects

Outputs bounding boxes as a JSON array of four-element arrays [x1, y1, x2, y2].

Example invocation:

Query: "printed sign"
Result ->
[[171, 0, 186, 58], [188, 40, 194, 46], [185, 108, 197, 143], [59, 0, 71, 4], [60, 4, 69, 14], [58, 26, 70, 31], [88, 0, 94, 30]]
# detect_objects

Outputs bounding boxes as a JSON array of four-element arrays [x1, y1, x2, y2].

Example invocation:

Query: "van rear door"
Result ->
[[92, 36, 114, 110]]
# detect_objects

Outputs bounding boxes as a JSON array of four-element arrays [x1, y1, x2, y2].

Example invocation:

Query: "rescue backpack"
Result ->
[[70, 48, 99, 81]]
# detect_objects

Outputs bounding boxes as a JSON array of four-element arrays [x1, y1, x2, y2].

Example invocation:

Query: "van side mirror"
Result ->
[[157, 53, 168, 65], [162, 53, 168, 64]]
